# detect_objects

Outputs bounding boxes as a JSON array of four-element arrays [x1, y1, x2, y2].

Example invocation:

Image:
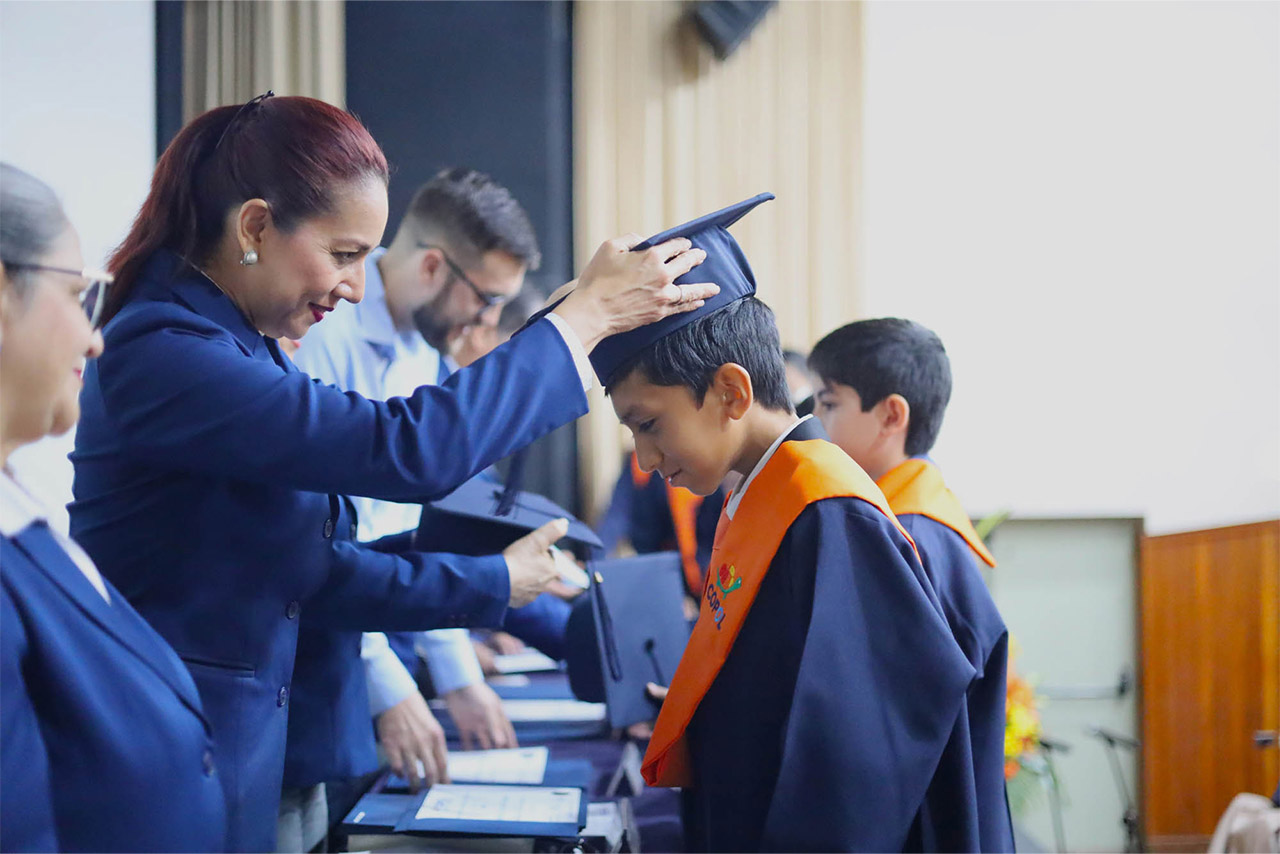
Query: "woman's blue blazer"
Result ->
[[1, 523, 227, 852], [69, 252, 587, 851]]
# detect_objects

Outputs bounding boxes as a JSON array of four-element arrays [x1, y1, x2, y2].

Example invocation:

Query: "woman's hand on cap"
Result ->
[[552, 235, 719, 352]]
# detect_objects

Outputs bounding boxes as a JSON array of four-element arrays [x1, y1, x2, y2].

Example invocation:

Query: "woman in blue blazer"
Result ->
[[68, 95, 713, 852], [0, 163, 227, 851]]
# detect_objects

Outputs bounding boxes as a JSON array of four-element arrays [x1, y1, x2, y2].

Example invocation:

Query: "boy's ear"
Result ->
[[879, 393, 911, 439], [711, 363, 753, 421]]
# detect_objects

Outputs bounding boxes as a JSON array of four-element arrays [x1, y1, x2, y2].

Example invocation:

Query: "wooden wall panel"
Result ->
[[1140, 519, 1280, 847]]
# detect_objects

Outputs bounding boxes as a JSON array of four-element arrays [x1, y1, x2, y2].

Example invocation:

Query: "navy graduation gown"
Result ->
[[682, 496, 977, 852], [902, 514, 1014, 853]]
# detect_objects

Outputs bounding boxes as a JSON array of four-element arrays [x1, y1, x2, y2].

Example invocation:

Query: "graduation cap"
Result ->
[[563, 552, 692, 729], [589, 192, 774, 387], [415, 450, 604, 558], [516, 193, 775, 388]]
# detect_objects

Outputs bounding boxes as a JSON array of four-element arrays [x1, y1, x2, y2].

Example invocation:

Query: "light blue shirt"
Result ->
[[292, 249, 479, 706]]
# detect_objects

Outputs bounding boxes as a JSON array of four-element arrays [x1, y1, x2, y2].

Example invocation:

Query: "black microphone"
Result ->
[[1087, 726, 1139, 750]]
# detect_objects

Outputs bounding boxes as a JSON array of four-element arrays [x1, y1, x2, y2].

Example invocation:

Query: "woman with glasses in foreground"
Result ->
[[0, 162, 228, 851]]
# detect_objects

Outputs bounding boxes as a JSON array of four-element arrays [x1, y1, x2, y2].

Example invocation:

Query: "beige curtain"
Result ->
[[183, 0, 345, 119], [574, 0, 864, 519]]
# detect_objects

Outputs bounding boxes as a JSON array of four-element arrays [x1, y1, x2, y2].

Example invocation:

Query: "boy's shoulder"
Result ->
[[879, 459, 996, 569], [900, 512, 975, 564], [728, 420, 913, 558], [760, 422, 883, 508]]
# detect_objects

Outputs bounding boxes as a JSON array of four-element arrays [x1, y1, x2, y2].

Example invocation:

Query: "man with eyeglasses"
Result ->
[[285, 167, 546, 844]]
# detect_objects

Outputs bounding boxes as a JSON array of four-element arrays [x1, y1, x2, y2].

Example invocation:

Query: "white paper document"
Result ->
[[498, 699, 606, 723], [493, 650, 561, 674], [446, 747, 549, 785], [551, 546, 590, 589], [415, 784, 581, 825], [485, 674, 531, 688]]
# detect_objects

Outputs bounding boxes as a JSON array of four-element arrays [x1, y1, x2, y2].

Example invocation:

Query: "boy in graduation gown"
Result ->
[[810, 317, 1015, 852], [562, 194, 978, 851]]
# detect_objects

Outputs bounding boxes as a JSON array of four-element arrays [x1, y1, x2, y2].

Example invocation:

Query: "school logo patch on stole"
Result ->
[[705, 563, 742, 629]]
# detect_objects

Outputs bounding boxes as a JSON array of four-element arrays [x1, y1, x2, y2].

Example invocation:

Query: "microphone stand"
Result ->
[[1087, 725, 1142, 853]]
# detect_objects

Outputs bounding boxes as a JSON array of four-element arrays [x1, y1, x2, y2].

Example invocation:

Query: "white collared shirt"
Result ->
[[724, 415, 812, 521], [1, 468, 110, 602]]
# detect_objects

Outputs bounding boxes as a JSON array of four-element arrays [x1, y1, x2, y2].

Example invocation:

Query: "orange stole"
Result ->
[[641, 438, 914, 787], [877, 458, 996, 568]]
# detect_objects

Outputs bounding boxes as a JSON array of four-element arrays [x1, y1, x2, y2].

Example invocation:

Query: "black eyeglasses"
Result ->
[[418, 244, 509, 310], [3, 262, 112, 330]]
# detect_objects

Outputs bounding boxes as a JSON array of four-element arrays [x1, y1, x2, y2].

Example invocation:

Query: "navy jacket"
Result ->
[[1, 524, 226, 852], [285, 511, 572, 789], [69, 252, 586, 851], [283, 499, 505, 788], [901, 514, 1014, 853]]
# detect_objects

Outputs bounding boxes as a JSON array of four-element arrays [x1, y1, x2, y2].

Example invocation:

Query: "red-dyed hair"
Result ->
[[105, 95, 389, 324]]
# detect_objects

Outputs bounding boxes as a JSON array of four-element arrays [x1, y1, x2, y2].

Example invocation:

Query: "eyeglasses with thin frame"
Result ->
[[418, 243, 509, 310], [2, 262, 113, 330]]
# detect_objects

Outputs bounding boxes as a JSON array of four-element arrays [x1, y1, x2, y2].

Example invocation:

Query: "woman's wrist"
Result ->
[[550, 290, 610, 353]]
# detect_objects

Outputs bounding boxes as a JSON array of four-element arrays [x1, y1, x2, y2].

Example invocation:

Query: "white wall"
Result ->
[[0, 0, 155, 530], [861, 1, 1279, 535]]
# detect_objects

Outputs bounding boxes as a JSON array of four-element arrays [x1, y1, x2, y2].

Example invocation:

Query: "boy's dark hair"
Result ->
[[782, 348, 809, 371], [403, 167, 541, 270], [604, 297, 793, 412], [809, 318, 952, 456]]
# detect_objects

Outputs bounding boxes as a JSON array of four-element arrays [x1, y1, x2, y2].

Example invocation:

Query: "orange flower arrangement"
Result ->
[[1004, 642, 1042, 781]]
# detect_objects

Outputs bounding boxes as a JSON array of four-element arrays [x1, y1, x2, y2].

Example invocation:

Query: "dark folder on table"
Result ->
[[392, 784, 590, 838], [341, 792, 423, 833], [564, 552, 692, 729], [344, 785, 590, 840]]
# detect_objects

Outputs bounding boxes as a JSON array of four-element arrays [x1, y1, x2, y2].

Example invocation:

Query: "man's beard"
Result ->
[[410, 278, 469, 353]]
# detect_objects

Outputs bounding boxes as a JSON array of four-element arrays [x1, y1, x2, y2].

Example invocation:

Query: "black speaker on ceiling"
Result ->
[[689, 0, 776, 60]]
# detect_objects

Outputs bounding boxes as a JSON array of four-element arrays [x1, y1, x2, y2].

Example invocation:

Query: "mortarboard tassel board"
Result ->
[[564, 552, 691, 730], [414, 450, 604, 560], [518, 192, 776, 388]]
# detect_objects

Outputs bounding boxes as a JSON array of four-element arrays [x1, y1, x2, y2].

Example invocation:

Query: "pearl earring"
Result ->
[[240, 249, 259, 266]]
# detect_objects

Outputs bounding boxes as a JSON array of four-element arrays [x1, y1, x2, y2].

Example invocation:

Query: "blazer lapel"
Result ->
[[9, 525, 211, 728]]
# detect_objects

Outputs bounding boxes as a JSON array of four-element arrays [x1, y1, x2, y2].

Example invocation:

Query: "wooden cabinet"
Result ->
[[1140, 520, 1279, 850]]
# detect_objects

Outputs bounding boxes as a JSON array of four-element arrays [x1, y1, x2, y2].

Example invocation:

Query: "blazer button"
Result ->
[[202, 750, 216, 777], [286, 601, 300, 620], [322, 519, 334, 539], [277, 686, 289, 707]]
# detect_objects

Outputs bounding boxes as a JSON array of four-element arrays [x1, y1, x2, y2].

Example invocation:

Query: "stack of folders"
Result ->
[[342, 747, 594, 839]]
